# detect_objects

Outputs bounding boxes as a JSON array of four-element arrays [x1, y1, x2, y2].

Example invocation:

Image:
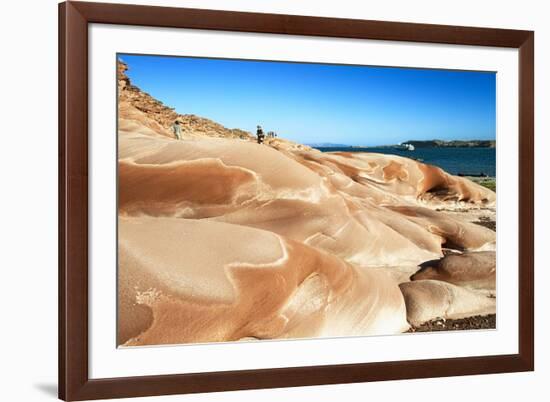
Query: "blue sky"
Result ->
[[120, 54, 496, 146]]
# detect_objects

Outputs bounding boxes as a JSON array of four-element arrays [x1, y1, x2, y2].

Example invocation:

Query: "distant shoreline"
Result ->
[[311, 145, 496, 178], [308, 139, 496, 149]]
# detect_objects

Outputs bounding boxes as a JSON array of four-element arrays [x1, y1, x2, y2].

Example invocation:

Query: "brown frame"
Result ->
[[59, 1, 534, 400]]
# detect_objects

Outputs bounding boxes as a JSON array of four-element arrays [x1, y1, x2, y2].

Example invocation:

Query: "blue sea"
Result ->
[[313, 147, 496, 177]]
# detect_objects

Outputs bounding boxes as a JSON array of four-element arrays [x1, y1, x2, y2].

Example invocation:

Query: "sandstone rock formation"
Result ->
[[119, 217, 409, 345], [411, 251, 496, 291], [399, 280, 496, 326]]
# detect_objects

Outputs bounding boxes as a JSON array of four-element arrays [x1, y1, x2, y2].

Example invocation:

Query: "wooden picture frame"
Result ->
[[59, 1, 534, 400]]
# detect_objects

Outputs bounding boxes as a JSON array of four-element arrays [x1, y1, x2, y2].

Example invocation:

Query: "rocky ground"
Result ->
[[408, 314, 496, 332], [473, 216, 496, 231]]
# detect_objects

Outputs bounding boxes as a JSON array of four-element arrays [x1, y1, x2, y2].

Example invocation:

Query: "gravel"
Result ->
[[407, 314, 496, 332]]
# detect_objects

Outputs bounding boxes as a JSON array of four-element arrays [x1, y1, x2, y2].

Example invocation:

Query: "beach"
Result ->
[[116, 60, 497, 347]]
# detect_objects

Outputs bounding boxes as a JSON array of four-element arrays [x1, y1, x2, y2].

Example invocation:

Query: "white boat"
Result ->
[[395, 143, 415, 151]]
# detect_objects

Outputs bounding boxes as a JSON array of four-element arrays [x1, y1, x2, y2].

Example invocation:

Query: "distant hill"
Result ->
[[308, 143, 351, 148], [404, 140, 496, 148]]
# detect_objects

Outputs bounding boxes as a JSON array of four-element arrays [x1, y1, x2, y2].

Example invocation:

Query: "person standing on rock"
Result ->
[[172, 120, 182, 140], [256, 125, 265, 144]]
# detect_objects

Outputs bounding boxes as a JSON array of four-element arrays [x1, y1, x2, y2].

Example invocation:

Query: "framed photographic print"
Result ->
[[59, 1, 534, 400]]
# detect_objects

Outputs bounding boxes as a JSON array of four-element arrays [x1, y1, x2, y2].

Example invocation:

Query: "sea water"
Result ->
[[314, 147, 496, 177]]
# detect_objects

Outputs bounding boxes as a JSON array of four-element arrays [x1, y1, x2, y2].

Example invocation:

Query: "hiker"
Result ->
[[172, 120, 182, 140], [256, 125, 265, 144]]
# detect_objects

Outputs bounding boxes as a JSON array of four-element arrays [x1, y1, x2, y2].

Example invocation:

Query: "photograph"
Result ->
[[116, 54, 497, 347], [117, 54, 496, 346]]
